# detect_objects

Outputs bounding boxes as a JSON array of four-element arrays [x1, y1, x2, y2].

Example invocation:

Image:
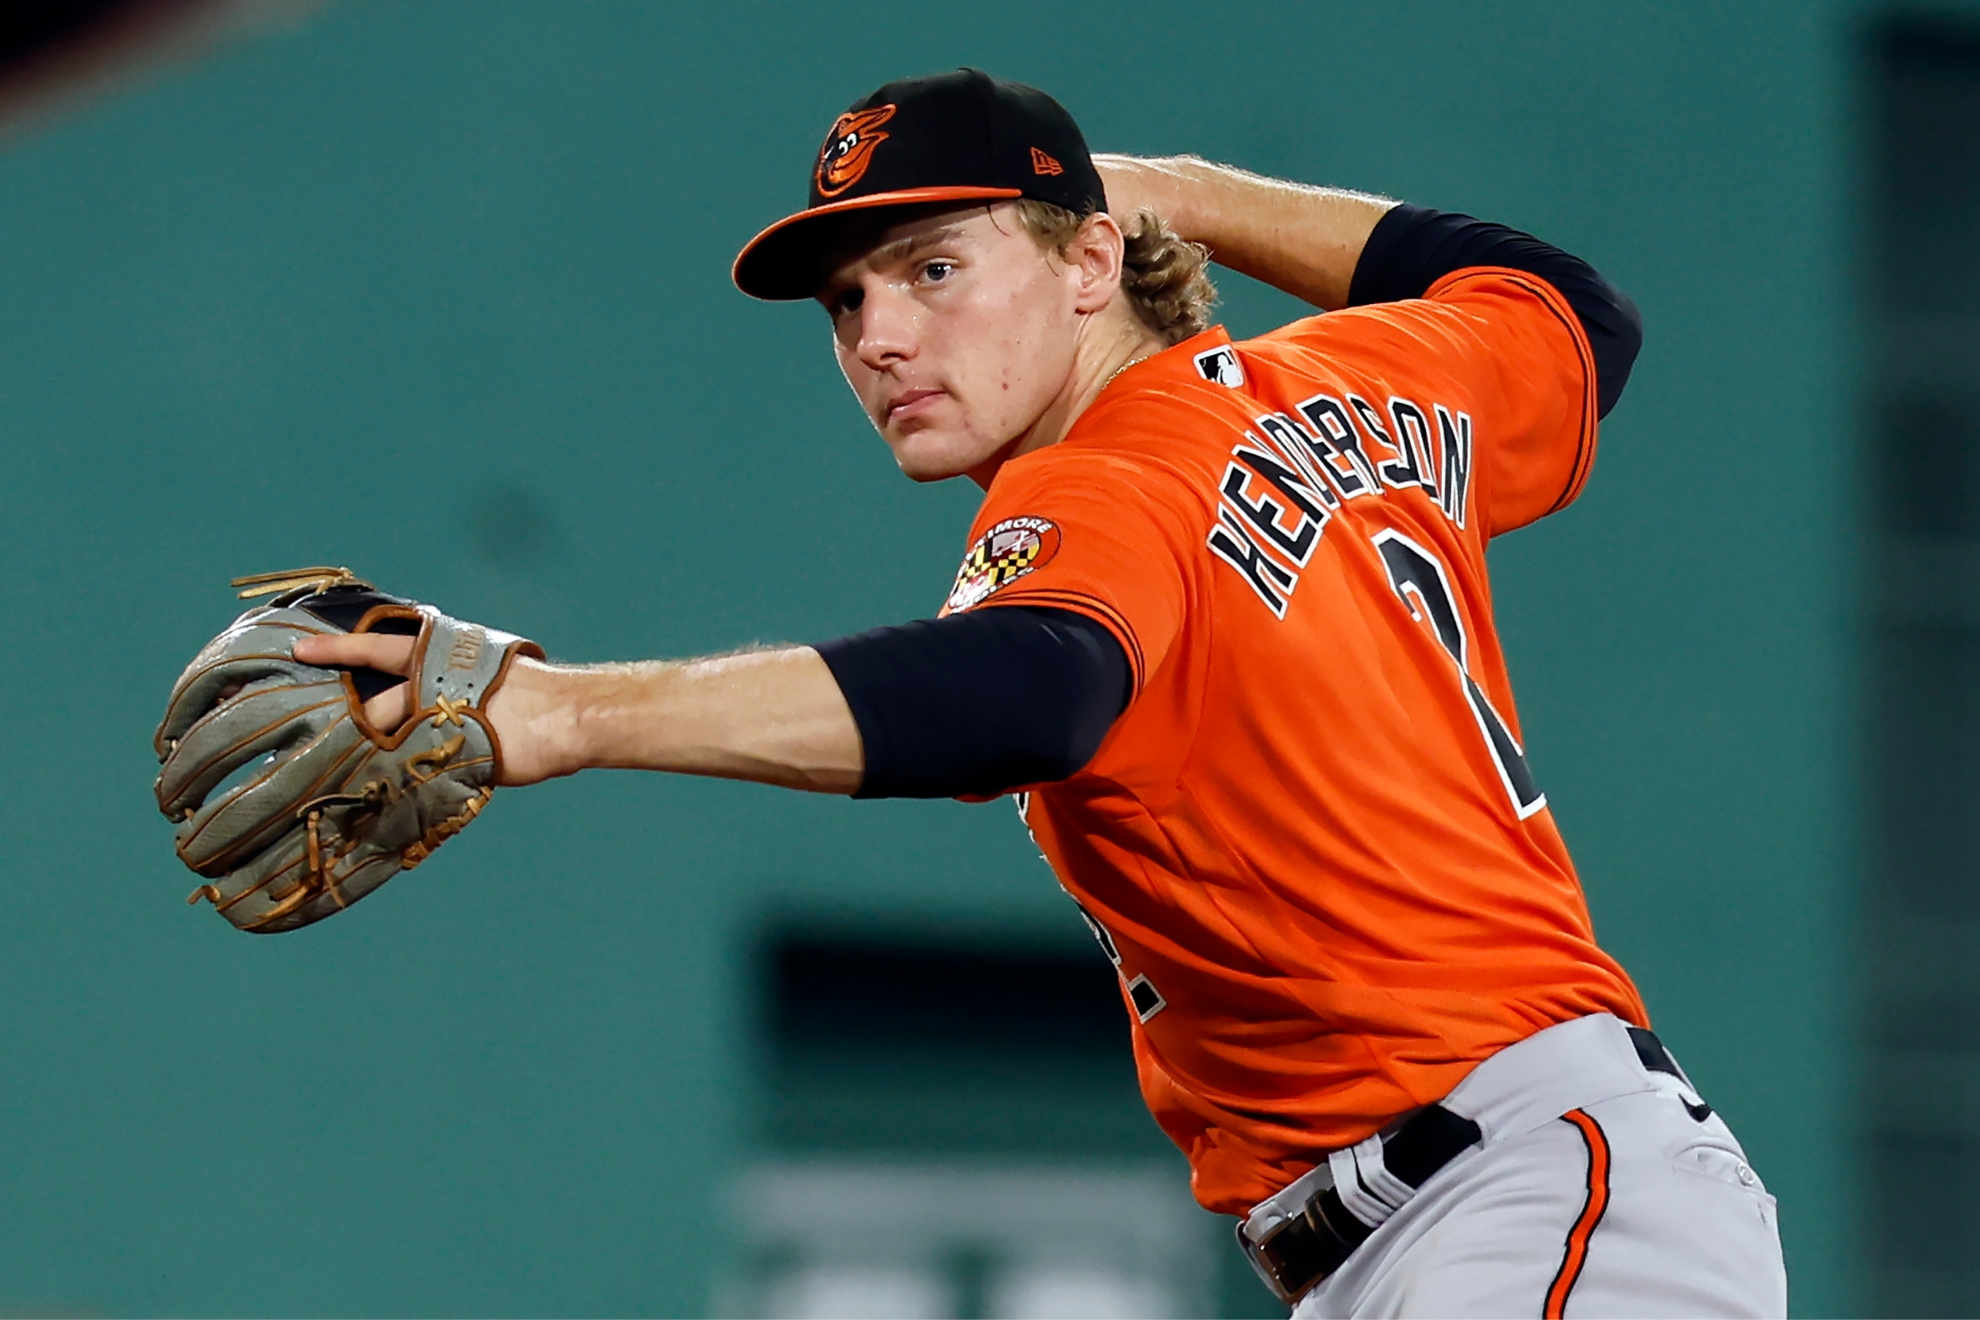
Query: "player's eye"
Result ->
[[831, 287, 865, 317], [921, 260, 956, 284]]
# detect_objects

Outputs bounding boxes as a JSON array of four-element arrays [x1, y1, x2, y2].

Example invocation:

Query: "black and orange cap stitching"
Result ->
[[734, 68, 1108, 301]]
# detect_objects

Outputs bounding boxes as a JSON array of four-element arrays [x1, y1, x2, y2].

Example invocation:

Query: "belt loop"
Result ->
[[1328, 1135, 1410, 1229], [1356, 1134, 1417, 1210], [1240, 1103, 1483, 1307]]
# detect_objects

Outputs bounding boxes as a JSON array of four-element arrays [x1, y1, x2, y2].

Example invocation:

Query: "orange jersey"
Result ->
[[939, 267, 1647, 1216]]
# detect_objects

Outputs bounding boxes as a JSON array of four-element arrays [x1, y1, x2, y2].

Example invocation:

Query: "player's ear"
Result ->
[[1067, 212, 1128, 313]]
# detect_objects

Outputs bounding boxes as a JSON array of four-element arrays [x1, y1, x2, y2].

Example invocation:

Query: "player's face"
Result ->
[[819, 204, 1092, 485]]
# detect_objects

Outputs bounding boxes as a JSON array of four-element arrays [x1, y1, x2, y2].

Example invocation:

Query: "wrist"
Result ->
[[486, 657, 590, 786], [1096, 153, 1209, 243]]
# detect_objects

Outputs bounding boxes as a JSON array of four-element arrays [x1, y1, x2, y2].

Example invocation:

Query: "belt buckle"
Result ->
[[1235, 1215, 1304, 1306], [1233, 1106, 1480, 1307]]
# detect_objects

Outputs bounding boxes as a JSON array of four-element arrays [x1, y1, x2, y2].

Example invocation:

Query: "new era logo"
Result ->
[[1030, 146, 1064, 176], [1194, 345, 1244, 388]]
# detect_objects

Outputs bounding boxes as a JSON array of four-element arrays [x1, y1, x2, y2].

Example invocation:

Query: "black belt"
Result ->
[[1237, 1103, 1481, 1304], [1239, 1026, 1691, 1305]]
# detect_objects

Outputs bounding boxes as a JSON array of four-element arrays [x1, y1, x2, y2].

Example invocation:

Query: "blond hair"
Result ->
[[1013, 199, 1217, 345]]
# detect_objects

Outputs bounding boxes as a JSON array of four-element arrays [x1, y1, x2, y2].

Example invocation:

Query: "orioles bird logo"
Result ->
[[816, 104, 896, 197]]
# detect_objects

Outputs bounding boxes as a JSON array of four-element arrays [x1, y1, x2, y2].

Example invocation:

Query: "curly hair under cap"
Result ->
[[1013, 199, 1218, 345]]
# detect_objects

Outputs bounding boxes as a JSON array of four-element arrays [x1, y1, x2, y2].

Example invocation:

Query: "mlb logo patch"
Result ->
[[1194, 345, 1244, 388]]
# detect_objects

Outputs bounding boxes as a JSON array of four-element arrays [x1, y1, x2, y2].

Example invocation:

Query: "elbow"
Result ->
[[1010, 717, 1112, 788], [957, 710, 1113, 795], [821, 606, 1131, 800], [1590, 285, 1643, 419]]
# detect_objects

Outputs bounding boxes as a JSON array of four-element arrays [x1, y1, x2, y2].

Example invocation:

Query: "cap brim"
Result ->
[[732, 185, 1024, 301]]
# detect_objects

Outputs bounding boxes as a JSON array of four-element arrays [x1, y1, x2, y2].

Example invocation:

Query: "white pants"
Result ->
[[1280, 1015, 1787, 1319]]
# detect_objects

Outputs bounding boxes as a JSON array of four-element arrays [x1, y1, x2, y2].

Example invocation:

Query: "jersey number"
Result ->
[[1372, 530, 1546, 819]]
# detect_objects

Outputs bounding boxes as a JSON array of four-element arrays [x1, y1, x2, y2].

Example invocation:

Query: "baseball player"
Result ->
[[260, 70, 1785, 1315]]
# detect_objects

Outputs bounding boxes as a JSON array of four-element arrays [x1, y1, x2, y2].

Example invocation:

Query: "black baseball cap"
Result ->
[[732, 69, 1107, 301]]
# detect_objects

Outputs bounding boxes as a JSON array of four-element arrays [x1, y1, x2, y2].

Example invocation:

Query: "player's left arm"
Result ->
[[293, 452, 1185, 801], [291, 604, 1130, 796], [290, 633, 864, 790]]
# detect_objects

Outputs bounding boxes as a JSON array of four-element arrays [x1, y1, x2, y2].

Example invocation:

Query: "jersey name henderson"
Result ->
[[1205, 352, 1471, 622], [946, 267, 1644, 1215]]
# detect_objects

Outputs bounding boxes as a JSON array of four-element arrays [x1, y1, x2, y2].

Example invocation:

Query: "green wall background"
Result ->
[[0, 2, 1869, 1314]]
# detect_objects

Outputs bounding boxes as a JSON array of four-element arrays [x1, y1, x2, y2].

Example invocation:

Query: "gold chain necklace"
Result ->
[[1101, 351, 1155, 393]]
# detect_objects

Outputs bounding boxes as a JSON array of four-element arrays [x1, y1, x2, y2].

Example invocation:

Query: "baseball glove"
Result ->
[[154, 567, 542, 933]]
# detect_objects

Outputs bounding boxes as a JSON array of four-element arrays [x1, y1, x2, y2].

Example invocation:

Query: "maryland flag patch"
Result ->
[[944, 516, 1062, 613]]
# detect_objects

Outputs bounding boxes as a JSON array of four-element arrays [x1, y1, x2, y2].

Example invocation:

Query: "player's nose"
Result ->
[[853, 282, 919, 370]]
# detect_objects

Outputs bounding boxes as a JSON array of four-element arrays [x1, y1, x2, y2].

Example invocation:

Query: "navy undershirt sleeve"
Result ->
[[815, 605, 1132, 800], [1347, 204, 1644, 418]]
